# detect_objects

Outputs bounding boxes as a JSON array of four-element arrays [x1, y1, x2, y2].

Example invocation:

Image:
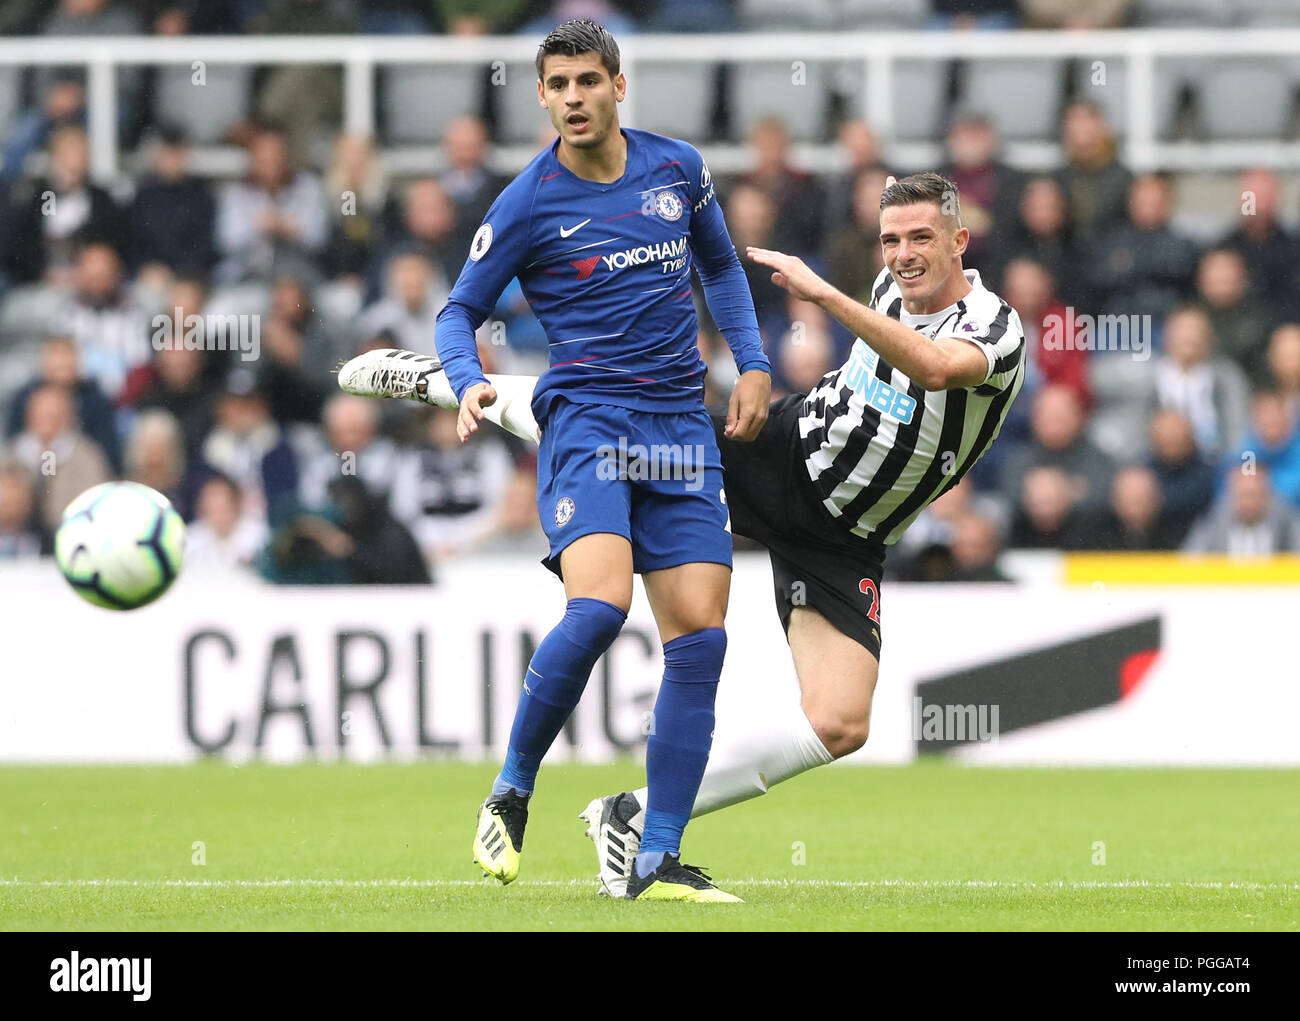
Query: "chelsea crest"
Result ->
[[654, 191, 683, 222]]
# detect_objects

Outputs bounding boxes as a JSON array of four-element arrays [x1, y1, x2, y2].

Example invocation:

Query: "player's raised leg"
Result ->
[[787, 607, 878, 758], [473, 531, 631, 883], [337, 349, 541, 443]]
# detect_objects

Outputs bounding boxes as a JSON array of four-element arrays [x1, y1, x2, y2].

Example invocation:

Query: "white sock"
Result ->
[[634, 707, 833, 819], [424, 370, 541, 444]]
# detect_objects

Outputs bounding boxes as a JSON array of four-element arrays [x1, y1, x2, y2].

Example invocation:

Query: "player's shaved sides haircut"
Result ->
[[536, 19, 620, 80], [880, 172, 963, 232]]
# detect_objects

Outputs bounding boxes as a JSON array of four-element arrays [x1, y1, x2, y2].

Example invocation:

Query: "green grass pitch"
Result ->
[[1, 760, 1296, 931]]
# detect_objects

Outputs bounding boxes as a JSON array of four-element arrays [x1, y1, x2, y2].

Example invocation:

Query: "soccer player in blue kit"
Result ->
[[425, 20, 769, 901]]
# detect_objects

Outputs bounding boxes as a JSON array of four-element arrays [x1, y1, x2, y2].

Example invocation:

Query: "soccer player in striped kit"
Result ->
[[570, 171, 1027, 893]]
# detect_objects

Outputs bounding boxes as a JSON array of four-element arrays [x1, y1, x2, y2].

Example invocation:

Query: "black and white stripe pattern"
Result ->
[[799, 268, 1025, 546]]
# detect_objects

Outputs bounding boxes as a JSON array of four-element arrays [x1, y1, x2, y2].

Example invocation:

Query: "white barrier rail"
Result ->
[[0, 30, 1297, 179]]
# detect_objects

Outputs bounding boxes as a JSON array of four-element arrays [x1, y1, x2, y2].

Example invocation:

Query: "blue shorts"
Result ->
[[536, 398, 732, 577]]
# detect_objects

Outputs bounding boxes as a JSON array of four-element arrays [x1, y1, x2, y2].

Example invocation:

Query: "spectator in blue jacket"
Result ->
[[1232, 390, 1300, 507]]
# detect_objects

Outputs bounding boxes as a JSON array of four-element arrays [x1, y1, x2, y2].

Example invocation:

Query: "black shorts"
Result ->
[[713, 394, 886, 660]]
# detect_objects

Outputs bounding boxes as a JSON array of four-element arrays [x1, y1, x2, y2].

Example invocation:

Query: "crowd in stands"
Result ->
[[2, 2, 1300, 582]]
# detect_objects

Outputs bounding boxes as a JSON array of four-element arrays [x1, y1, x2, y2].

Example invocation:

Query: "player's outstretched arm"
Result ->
[[686, 148, 771, 438], [434, 301, 492, 407], [746, 247, 988, 391], [437, 183, 533, 414]]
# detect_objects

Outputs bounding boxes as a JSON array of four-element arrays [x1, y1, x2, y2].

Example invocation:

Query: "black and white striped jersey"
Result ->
[[798, 267, 1026, 546]]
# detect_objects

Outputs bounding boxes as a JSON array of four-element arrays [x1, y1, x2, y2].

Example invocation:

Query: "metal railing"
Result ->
[[0, 29, 1295, 180]]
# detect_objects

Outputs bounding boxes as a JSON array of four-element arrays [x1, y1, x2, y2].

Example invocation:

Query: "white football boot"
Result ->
[[579, 792, 645, 898], [337, 347, 451, 404]]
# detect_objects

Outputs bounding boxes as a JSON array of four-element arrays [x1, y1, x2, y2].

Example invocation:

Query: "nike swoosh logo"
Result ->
[[559, 219, 591, 238]]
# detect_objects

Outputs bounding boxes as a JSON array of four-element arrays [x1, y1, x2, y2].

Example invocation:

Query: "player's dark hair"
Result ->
[[880, 172, 963, 229], [535, 19, 620, 80]]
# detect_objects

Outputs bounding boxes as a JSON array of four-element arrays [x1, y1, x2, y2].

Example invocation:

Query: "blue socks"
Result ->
[[636, 627, 726, 877], [490, 608, 725, 881], [492, 597, 626, 797]]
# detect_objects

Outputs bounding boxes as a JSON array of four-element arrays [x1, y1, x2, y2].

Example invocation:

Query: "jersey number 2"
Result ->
[[858, 578, 881, 624]]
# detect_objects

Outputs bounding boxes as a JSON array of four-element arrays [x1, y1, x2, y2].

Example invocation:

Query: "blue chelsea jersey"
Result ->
[[434, 128, 769, 424]]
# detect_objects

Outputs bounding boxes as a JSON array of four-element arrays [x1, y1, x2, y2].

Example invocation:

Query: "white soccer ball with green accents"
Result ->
[[55, 482, 187, 610]]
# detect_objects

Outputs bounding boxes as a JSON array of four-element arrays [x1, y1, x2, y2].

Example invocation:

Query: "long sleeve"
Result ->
[[435, 181, 533, 401], [685, 151, 769, 375]]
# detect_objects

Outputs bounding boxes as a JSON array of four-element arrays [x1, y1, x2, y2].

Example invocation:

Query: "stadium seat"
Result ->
[[1088, 348, 1157, 415], [152, 64, 251, 145], [961, 60, 1066, 141], [839, 58, 948, 142], [835, 0, 929, 30], [739, 0, 835, 31], [886, 60, 950, 142], [1072, 60, 1184, 139], [1233, 0, 1300, 26], [313, 279, 364, 357], [0, 338, 41, 413], [839, 58, 950, 142], [1196, 61, 1295, 140], [206, 282, 270, 325], [0, 67, 21, 143], [741, 0, 930, 32], [0, 284, 63, 346], [1085, 329, 1158, 464], [729, 61, 832, 142], [1135, 0, 1233, 27], [0, 284, 62, 407], [382, 65, 483, 145], [496, 61, 550, 145], [626, 62, 718, 142], [1087, 400, 1154, 463]]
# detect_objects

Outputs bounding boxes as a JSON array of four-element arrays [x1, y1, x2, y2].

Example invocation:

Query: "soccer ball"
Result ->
[[55, 482, 187, 610]]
